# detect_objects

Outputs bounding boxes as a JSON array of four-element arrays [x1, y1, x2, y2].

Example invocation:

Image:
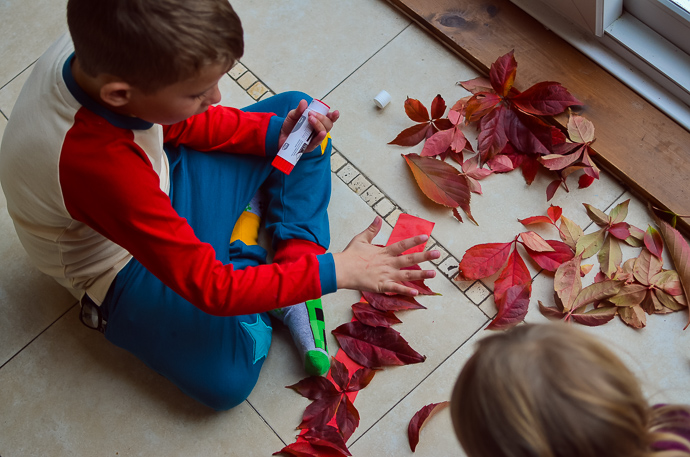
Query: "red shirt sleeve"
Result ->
[[60, 109, 323, 316], [162, 105, 276, 155]]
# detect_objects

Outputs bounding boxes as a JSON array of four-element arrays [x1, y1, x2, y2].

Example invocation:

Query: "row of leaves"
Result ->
[[393, 50, 598, 223], [275, 273, 439, 456], [456, 201, 690, 330]]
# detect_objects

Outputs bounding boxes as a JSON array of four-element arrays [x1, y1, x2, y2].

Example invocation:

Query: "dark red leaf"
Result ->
[[433, 118, 454, 131], [503, 109, 553, 155], [457, 241, 514, 279], [334, 396, 359, 444], [300, 395, 342, 431], [404, 98, 430, 123], [538, 300, 565, 319], [408, 402, 450, 452], [494, 249, 531, 304], [477, 106, 509, 162], [644, 226, 664, 259], [571, 306, 617, 326], [487, 283, 532, 330], [329, 357, 350, 392], [520, 156, 541, 185], [347, 367, 377, 392], [361, 290, 426, 311], [274, 439, 348, 457], [332, 321, 426, 368], [303, 426, 352, 456], [430, 94, 446, 120], [489, 50, 517, 97], [546, 179, 562, 201], [465, 92, 501, 122], [351, 302, 402, 328], [403, 153, 472, 210], [578, 173, 595, 188], [510, 81, 582, 115], [389, 123, 432, 147], [288, 376, 339, 401], [524, 240, 575, 272]]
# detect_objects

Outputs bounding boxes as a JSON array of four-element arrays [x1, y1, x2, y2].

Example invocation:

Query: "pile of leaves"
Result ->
[[391, 50, 600, 223], [455, 202, 690, 329], [275, 278, 438, 456]]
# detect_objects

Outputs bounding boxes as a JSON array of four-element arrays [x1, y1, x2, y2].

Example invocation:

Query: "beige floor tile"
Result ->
[[0, 63, 33, 118], [525, 191, 690, 405], [229, 0, 410, 98], [217, 73, 256, 108], [0, 307, 285, 456], [0, 0, 68, 87], [324, 24, 626, 268], [0, 208, 76, 366], [248, 176, 488, 445], [349, 331, 490, 457]]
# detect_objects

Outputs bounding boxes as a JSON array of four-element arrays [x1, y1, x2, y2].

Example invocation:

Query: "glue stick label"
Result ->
[[272, 99, 330, 175]]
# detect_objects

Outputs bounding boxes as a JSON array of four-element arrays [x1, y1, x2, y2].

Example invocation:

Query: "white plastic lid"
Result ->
[[308, 99, 330, 115], [374, 90, 391, 109]]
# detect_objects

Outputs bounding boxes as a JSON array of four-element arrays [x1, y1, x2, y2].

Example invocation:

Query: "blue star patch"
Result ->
[[240, 315, 272, 364]]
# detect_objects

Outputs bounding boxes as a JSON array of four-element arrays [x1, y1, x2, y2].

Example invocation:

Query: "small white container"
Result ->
[[272, 99, 330, 175], [374, 90, 391, 109]]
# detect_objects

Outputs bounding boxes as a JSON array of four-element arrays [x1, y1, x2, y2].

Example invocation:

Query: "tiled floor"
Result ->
[[1, 0, 689, 456]]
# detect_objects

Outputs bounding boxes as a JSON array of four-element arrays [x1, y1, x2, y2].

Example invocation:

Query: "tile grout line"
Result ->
[[348, 318, 490, 448], [0, 59, 38, 93], [321, 22, 413, 100], [245, 399, 287, 447], [0, 301, 79, 371], [226, 60, 489, 308]]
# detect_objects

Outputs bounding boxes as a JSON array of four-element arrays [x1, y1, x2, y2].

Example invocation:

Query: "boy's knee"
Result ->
[[188, 369, 261, 411]]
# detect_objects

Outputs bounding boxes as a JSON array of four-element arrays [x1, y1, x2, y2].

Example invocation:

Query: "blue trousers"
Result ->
[[101, 92, 332, 410]]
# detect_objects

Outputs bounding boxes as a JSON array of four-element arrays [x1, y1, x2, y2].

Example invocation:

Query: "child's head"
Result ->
[[451, 323, 690, 457], [67, 0, 243, 94]]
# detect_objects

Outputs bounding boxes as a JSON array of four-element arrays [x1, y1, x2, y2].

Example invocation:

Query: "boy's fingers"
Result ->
[[359, 216, 382, 243], [386, 234, 430, 257]]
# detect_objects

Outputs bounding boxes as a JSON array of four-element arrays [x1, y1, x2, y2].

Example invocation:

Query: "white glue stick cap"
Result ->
[[309, 99, 330, 115], [374, 90, 391, 109]]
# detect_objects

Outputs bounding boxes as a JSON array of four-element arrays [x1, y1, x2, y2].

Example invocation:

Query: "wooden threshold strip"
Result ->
[[387, 0, 690, 236]]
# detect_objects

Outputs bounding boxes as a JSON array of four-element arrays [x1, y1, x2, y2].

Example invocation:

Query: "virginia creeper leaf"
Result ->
[[519, 155, 541, 186], [651, 270, 684, 297], [477, 104, 508, 161], [332, 321, 426, 369], [351, 302, 402, 328], [458, 77, 493, 94], [570, 280, 623, 314], [361, 290, 426, 312], [644, 226, 664, 260], [567, 113, 595, 144], [653, 217, 690, 328], [578, 174, 595, 189], [575, 229, 606, 259], [288, 376, 339, 401], [494, 249, 531, 304], [609, 199, 630, 225], [300, 396, 342, 431], [405, 98, 430, 122], [408, 402, 450, 452], [421, 129, 453, 158], [548, 205, 563, 223], [347, 367, 377, 392], [608, 283, 648, 307], [546, 179, 561, 201], [303, 426, 352, 456], [554, 256, 583, 311], [598, 235, 622, 278], [538, 300, 566, 319], [608, 222, 631, 241], [457, 241, 513, 280], [503, 109, 553, 156], [633, 249, 663, 286], [583, 203, 609, 226], [489, 50, 517, 97], [274, 439, 347, 457], [625, 225, 646, 247], [519, 215, 552, 226], [465, 92, 501, 122], [389, 123, 432, 147], [430, 94, 446, 120], [334, 396, 359, 444], [487, 154, 515, 172], [329, 357, 350, 392], [520, 231, 556, 252], [571, 306, 617, 326], [487, 283, 532, 330], [654, 289, 685, 311], [619, 305, 646, 329], [524, 239, 575, 272], [511, 81, 582, 116], [403, 154, 471, 211]]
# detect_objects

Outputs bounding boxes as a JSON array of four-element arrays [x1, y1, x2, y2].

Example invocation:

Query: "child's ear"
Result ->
[[100, 81, 133, 108]]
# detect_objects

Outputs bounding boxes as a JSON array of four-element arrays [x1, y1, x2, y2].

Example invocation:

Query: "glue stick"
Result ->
[[271, 99, 330, 175]]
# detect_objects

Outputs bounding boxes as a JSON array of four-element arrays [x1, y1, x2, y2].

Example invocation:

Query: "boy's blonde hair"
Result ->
[[67, 0, 243, 93], [451, 323, 690, 457]]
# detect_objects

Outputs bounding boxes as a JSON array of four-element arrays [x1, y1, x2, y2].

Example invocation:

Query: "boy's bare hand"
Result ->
[[332, 217, 439, 296], [279, 99, 340, 153]]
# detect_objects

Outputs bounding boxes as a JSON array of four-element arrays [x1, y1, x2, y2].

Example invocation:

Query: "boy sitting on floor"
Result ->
[[0, 0, 438, 410]]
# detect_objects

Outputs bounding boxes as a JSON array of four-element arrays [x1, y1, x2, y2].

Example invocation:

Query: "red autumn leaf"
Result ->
[[274, 439, 348, 457], [608, 222, 631, 240], [303, 427, 352, 456], [494, 249, 531, 304], [644, 226, 664, 260], [653, 217, 690, 328], [332, 321, 426, 368], [524, 239, 575, 272], [571, 306, 617, 326], [489, 50, 517, 97], [546, 179, 561, 201], [487, 283, 532, 330], [408, 401, 450, 452], [389, 123, 432, 146], [476, 106, 509, 161], [510, 81, 582, 116], [519, 215, 553, 226], [503, 109, 553, 156], [288, 376, 339, 401], [401, 266, 438, 295], [351, 302, 402, 328], [403, 153, 472, 210], [487, 154, 515, 172], [334, 396, 359, 443], [579, 171, 597, 189], [347, 367, 377, 392], [519, 155, 541, 186], [548, 205, 563, 223], [361, 290, 426, 311], [421, 129, 453, 157], [430, 94, 446, 120], [465, 92, 502, 122], [520, 231, 556, 252], [539, 145, 585, 171], [329, 357, 350, 392], [300, 396, 342, 431], [458, 77, 493, 94], [538, 300, 566, 319], [457, 241, 514, 280], [405, 98, 430, 122]]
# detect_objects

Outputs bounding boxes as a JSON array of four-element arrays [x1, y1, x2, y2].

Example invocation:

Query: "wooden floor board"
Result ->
[[387, 0, 690, 236]]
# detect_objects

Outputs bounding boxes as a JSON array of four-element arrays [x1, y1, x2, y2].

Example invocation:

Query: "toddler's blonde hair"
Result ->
[[451, 323, 690, 457]]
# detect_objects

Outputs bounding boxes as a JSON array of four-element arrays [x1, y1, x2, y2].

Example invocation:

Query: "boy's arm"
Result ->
[[162, 105, 282, 156], [60, 142, 334, 316]]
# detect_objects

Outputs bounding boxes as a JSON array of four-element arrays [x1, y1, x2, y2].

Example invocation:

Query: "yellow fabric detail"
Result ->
[[319, 133, 331, 155], [230, 211, 261, 246]]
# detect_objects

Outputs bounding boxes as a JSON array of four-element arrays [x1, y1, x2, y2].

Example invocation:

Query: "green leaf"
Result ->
[[583, 203, 609, 227], [609, 199, 630, 225], [575, 228, 606, 259], [570, 280, 623, 313], [559, 216, 584, 250], [597, 235, 622, 278], [609, 284, 647, 307]]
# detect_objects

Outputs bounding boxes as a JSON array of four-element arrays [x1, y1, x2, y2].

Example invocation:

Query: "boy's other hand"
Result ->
[[279, 99, 340, 153], [333, 217, 439, 296]]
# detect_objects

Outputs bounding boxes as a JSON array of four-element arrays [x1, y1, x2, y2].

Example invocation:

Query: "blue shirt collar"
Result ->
[[62, 53, 154, 131]]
